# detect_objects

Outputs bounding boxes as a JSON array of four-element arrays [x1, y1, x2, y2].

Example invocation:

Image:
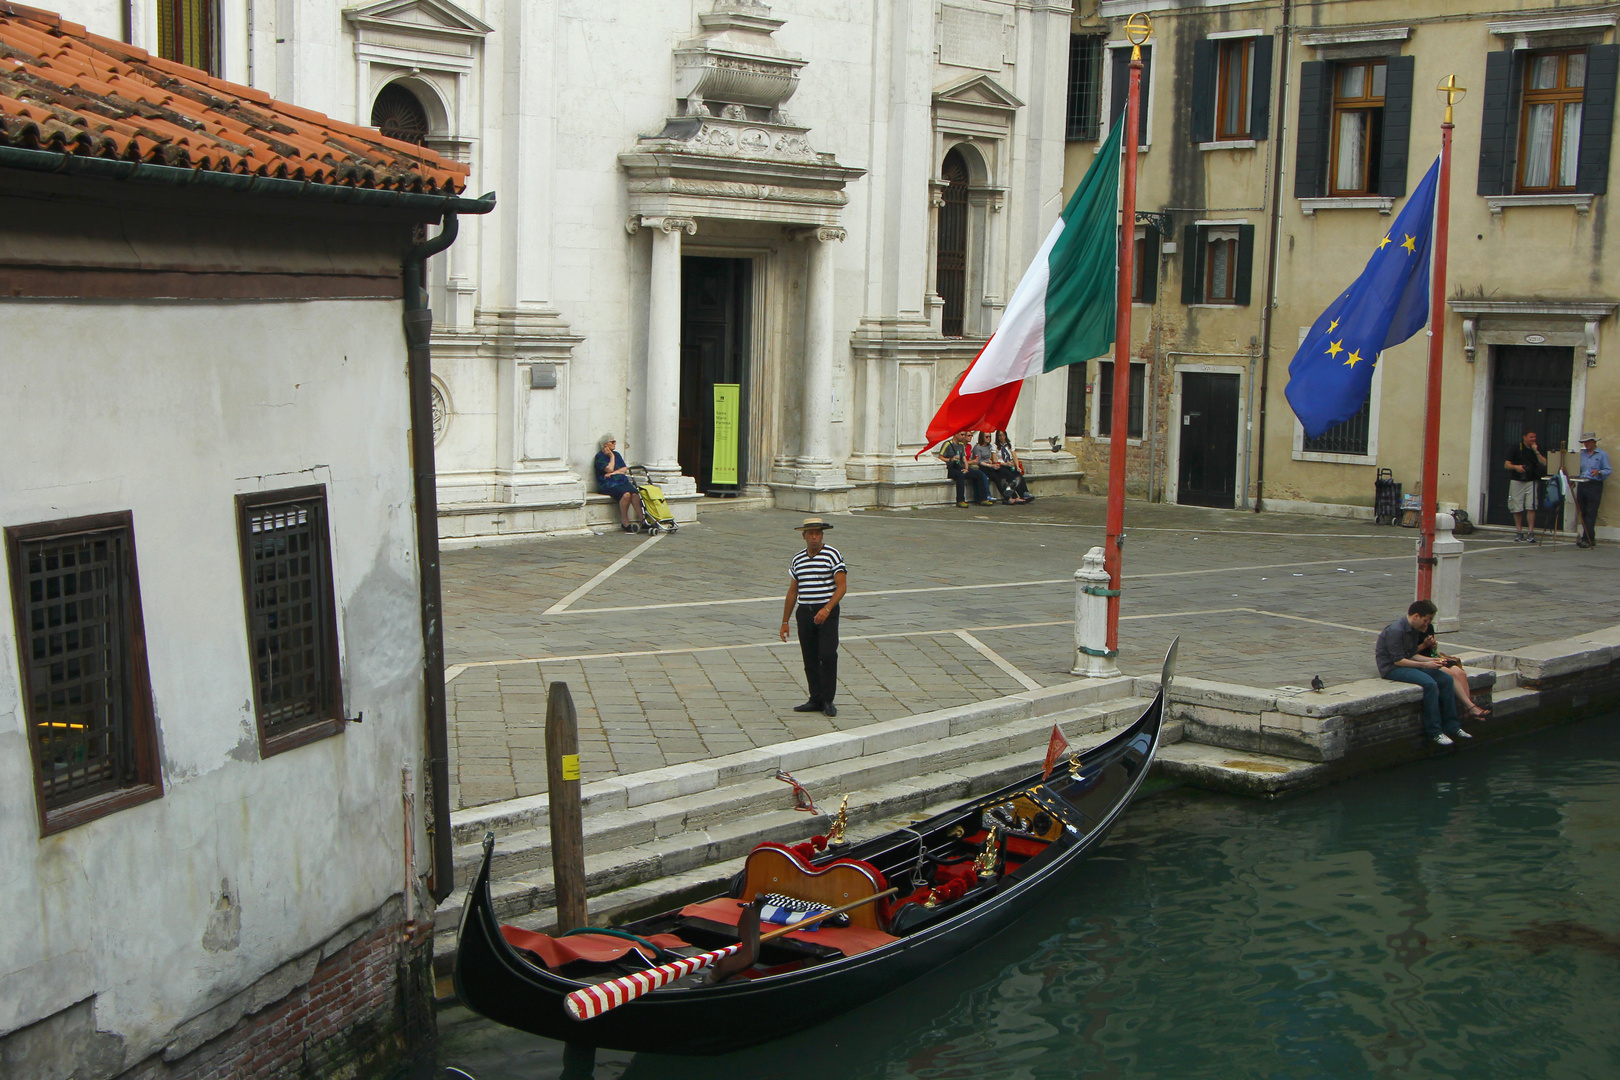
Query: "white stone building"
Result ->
[[60, 0, 1085, 539]]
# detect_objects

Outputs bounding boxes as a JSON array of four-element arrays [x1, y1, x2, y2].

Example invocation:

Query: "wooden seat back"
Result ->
[[740, 845, 885, 930]]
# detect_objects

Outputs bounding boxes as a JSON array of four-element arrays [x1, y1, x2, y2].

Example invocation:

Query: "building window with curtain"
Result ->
[[936, 149, 970, 338], [1519, 50, 1586, 192], [1331, 60, 1386, 195], [1066, 35, 1104, 141], [1216, 39, 1254, 140], [1182, 223, 1255, 306], [157, 0, 217, 76]]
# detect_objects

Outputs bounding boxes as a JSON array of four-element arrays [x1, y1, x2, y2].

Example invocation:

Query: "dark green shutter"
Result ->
[[1181, 225, 1204, 305], [1234, 224, 1256, 306], [1251, 37, 1274, 140], [1191, 40, 1216, 143], [1577, 44, 1618, 195], [1140, 230, 1159, 304], [1476, 50, 1516, 196], [1378, 55, 1416, 197], [1295, 60, 1332, 198], [1110, 45, 1152, 145]]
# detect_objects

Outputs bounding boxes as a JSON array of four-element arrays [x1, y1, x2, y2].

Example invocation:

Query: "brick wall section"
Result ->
[[120, 922, 435, 1080]]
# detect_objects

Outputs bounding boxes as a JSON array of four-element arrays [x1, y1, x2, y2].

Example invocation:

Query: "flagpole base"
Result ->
[[1073, 547, 1123, 677]]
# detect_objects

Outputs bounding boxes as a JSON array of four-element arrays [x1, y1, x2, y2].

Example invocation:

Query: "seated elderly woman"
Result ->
[[593, 434, 644, 532]]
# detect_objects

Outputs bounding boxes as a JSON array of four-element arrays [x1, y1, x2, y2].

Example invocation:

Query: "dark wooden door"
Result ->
[[1177, 373, 1240, 508], [680, 257, 751, 492], [1487, 346, 1572, 525]]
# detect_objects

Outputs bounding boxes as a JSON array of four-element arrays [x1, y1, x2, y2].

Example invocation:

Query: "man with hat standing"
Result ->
[[780, 517, 848, 717], [1574, 432, 1611, 548]]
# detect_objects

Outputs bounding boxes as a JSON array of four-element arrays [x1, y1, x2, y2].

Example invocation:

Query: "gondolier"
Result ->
[[780, 517, 847, 718]]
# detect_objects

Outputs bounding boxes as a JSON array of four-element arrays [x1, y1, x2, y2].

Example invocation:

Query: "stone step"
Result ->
[[1486, 685, 1540, 718], [448, 694, 1154, 889], [448, 675, 1146, 848], [432, 697, 1163, 963]]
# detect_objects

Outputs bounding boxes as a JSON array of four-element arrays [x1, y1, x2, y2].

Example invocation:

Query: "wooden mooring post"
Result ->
[[545, 682, 587, 933]]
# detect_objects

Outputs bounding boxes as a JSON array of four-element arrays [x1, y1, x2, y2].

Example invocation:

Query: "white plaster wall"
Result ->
[[0, 298, 423, 1054]]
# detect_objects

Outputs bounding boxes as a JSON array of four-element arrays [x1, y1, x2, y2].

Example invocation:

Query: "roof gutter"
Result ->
[[403, 207, 493, 905], [0, 143, 496, 215]]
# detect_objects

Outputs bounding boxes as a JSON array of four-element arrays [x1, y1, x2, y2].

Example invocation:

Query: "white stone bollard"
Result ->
[[1072, 546, 1121, 678], [1430, 512, 1464, 633]]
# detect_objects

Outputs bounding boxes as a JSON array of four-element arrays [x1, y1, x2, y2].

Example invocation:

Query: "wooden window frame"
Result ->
[[1516, 49, 1587, 193], [1329, 60, 1387, 196], [235, 485, 346, 759], [1216, 39, 1253, 141], [6, 512, 163, 836]]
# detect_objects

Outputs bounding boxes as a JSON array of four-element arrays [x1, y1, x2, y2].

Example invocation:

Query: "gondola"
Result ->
[[454, 642, 1175, 1056]]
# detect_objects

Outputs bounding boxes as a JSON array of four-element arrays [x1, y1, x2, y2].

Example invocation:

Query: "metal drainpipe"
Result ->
[[1147, 255, 1166, 502], [1255, 0, 1292, 512], [405, 214, 459, 904]]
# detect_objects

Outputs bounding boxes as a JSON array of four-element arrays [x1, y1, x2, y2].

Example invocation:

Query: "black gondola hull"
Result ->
[[455, 687, 1165, 1055]]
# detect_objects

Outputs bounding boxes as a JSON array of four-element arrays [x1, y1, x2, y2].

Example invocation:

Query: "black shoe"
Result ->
[[793, 701, 823, 712], [822, 703, 838, 718]]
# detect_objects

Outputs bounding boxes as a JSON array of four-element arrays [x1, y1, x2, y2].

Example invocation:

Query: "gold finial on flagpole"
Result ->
[[1437, 75, 1467, 125], [1124, 13, 1152, 61]]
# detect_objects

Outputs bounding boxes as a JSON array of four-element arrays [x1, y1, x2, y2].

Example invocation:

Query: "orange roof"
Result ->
[[0, 2, 467, 194]]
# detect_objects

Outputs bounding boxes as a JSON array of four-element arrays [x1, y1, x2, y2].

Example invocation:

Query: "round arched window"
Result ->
[[372, 83, 430, 145]]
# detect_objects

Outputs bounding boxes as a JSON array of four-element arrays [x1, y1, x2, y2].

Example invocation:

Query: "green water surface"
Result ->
[[437, 715, 1620, 1079]]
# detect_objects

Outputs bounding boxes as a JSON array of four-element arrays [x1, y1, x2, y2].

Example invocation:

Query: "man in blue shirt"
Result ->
[[1574, 431, 1610, 549]]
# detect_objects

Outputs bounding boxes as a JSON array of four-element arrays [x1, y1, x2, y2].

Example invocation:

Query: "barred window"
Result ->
[[237, 487, 345, 756], [7, 512, 161, 833], [1097, 361, 1146, 439], [1067, 35, 1104, 141], [1302, 398, 1372, 456]]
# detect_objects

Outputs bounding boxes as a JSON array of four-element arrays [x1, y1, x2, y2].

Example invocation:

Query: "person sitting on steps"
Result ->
[[1376, 599, 1474, 747], [593, 434, 645, 533], [993, 430, 1033, 503], [936, 431, 991, 507], [972, 432, 1012, 504]]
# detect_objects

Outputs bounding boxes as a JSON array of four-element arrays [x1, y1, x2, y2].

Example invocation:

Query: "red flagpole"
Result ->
[[1417, 100, 1456, 600], [1105, 24, 1147, 655]]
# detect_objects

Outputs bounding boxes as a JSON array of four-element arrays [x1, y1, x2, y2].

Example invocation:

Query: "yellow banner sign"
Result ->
[[712, 383, 740, 486]]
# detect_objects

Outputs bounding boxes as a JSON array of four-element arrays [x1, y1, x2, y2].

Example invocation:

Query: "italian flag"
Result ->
[[920, 117, 1123, 451]]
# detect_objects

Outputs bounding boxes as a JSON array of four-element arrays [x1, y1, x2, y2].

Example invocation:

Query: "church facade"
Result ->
[[68, 0, 1086, 538]]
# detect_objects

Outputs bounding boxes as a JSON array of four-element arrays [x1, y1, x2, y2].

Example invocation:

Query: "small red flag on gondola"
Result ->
[[1042, 724, 1069, 779]]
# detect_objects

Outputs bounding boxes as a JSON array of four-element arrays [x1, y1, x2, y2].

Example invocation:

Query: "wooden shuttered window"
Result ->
[[1294, 55, 1414, 197], [1109, 44, 1152, 146], [1479, 44, 1618, 196], [1131, 229, 1160, 305], [1192, 37, 1274, 144], [1181, 224, 1255, 306]]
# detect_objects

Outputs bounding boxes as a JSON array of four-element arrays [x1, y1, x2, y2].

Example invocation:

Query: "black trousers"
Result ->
[[795, 603, 840, 704], [1576, 482, 1603, 542], [946, 461, 989, 502]]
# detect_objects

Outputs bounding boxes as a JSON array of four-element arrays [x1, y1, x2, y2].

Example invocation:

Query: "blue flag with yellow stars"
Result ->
[[1285, 158, 1441, 439]]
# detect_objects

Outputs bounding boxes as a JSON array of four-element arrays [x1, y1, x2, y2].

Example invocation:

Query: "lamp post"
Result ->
[[1102, 12, 1151, 659], [1417, 75, 1463, 601]]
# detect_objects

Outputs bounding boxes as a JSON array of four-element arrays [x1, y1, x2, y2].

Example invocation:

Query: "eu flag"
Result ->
[[1285, 158, 1441, 439]]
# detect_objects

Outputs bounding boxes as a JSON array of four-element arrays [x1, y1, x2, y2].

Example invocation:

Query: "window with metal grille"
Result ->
[[1302, 397, 1372, 455], [157, 0, 217, 75], [1067, 35, 1104, 141], [7, 512, 161, 833], [1096, 361, 1146, 439], [937, 150, 970, 338], [237, 487, 345, 755]]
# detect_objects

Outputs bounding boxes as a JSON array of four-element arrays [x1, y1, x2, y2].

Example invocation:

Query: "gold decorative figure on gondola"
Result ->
[[827, 794, 850, 847], [974, 825, 1001, 879]]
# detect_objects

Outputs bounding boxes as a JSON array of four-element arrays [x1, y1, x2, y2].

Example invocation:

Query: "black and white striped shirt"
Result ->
[[790, 545, 846, 606]]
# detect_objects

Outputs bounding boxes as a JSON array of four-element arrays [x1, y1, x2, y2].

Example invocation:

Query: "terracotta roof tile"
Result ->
[[0, 2, 466, 194]]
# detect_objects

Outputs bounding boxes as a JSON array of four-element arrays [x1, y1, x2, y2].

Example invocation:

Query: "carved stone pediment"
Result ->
[[622, 1, 863, 227], [343, 0, 493, 41], [933, 74, 1024, 117]]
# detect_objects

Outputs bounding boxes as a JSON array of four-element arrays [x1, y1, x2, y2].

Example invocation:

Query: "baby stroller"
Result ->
[[631, 465, 678, 534]]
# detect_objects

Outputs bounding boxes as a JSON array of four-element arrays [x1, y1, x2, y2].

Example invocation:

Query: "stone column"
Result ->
[[771, 227, 851, 512], [631, 215, 697, 492], [1073, 546, 1121, 678], [799, 227, 842, 465]]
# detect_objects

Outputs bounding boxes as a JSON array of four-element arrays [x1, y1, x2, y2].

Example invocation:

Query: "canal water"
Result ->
[[434, 715, 1620, 1080]]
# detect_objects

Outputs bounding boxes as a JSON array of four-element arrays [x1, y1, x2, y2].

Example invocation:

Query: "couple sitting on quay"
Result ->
[[1376, 599, 1490, 748], [936, 430, 1034, 507]]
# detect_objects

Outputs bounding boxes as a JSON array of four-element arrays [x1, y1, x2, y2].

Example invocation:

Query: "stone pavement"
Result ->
[[441, 497, 1618, 810]]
